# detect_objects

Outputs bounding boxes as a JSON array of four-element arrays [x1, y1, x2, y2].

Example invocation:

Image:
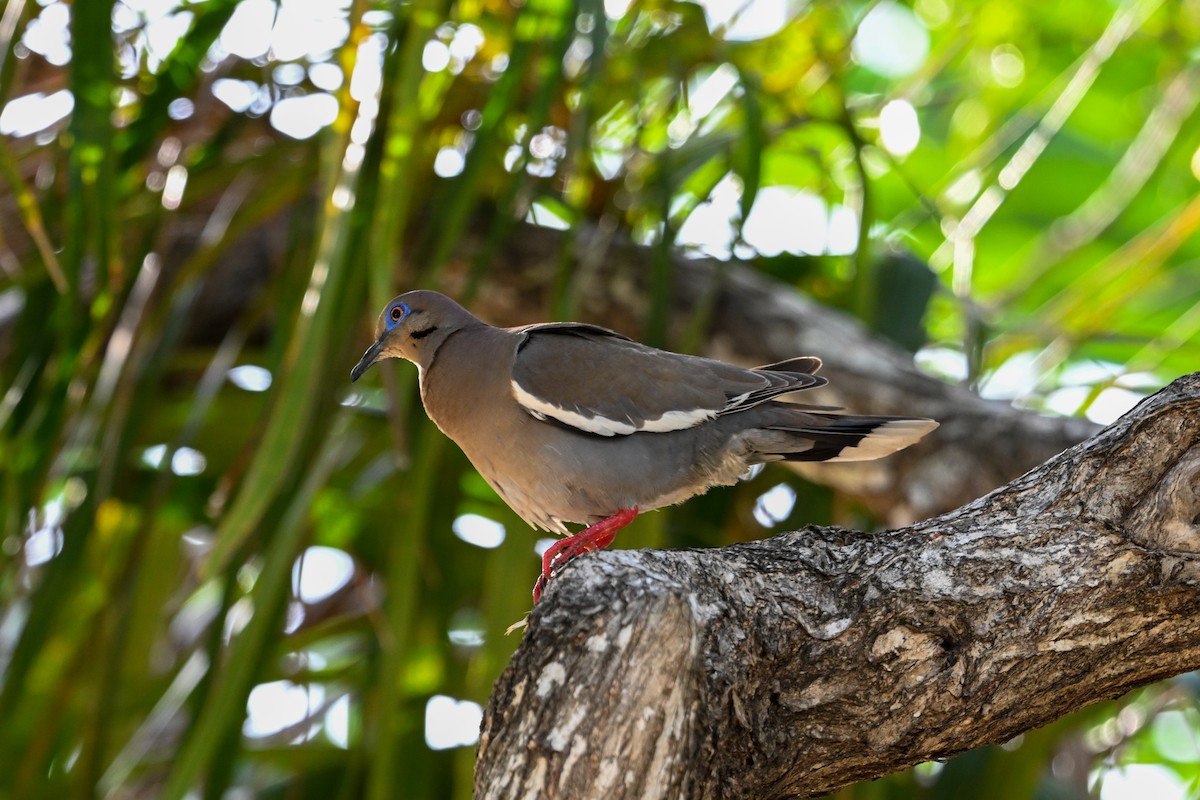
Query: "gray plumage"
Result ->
[[351, 290, 938, 534]]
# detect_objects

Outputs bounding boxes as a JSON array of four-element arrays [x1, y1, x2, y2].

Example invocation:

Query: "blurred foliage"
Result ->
[[0, 0, 1198, 798]]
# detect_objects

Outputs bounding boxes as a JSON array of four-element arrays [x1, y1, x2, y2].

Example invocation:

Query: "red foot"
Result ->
[[532, 507, 638, 602]]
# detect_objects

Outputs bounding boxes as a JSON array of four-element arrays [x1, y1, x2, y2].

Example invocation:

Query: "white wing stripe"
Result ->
[[639, 407, 715, 432], [512, 381, 635, 436], [511, 380, 714, 436], [726, 391, 752, 408]]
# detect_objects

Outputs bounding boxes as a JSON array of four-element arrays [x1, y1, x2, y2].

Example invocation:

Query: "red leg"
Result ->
[[532, 507, 638, 602]]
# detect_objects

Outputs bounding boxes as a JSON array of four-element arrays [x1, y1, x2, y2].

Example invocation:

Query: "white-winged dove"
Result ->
[[351, 290, 937, 600]]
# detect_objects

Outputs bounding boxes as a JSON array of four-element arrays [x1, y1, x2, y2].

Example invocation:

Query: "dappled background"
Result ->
[[1, 0, 1199, 797]]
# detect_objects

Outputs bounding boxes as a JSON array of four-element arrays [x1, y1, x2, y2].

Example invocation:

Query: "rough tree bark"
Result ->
[[476, 372, 1200, 800]]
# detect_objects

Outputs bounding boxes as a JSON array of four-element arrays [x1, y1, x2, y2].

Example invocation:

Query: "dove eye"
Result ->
[[387, 303, 410, 327]]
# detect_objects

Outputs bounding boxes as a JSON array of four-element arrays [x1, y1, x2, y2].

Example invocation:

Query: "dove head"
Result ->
[[350, 290, 481, 381]]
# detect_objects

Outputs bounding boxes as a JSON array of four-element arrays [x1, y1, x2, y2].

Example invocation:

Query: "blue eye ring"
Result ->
[[387, 302, 410, 329]]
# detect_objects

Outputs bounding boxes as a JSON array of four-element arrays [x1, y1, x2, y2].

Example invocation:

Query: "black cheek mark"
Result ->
[[411, 326, 437, 340]]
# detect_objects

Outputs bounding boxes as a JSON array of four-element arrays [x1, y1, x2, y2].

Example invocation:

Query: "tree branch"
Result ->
[[476, 372, 1200, 800]]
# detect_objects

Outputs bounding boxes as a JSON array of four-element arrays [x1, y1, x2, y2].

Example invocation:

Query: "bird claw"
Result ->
[[530, 507, 638, 602], [531, 573, 549, 603]]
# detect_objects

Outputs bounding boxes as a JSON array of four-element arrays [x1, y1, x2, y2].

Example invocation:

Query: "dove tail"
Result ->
[[761, 414, 938, 463]]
